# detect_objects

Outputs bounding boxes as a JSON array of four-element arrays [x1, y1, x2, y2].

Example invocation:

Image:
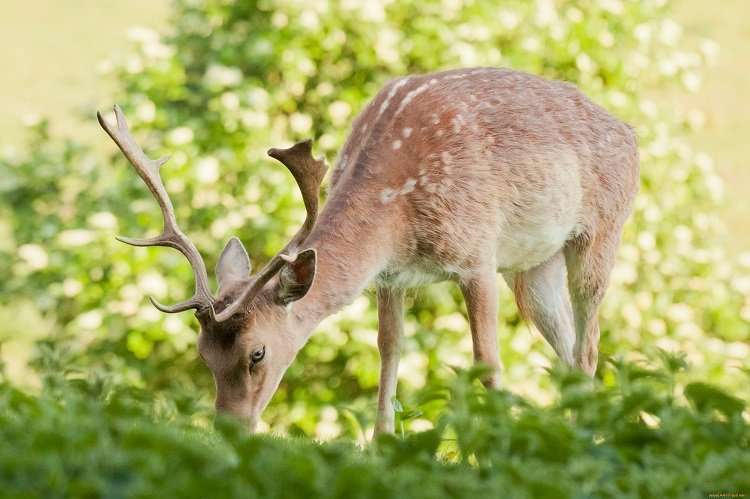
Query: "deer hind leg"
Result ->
[[564, 230, 620, 376], [374, 287, 405, 435], [459, 270, 502, 389], [503, 251, 576, 367]]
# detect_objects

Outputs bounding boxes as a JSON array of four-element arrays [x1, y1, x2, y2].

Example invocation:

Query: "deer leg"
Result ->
[[374, 287, 405, 435], [504, 251, 576, 367], [564, 232, 620, 376], [460, 271, 502, 389]]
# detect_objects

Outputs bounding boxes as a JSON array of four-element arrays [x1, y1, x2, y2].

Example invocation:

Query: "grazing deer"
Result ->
[[98, 67, 638, 434]]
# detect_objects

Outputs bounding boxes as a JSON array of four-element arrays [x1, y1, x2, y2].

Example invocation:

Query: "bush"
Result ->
[[0, 0, 747, 439], [1, 357, 747, 498]]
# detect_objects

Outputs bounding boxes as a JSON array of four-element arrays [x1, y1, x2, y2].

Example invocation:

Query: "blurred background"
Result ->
[[0, 0, 748, 438]]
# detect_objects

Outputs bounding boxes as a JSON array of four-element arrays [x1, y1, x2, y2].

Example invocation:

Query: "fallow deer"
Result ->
[[98, 67, 638, 434]]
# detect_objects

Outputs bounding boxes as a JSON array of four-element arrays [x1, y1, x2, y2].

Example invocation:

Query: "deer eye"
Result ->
[[250, 346, 266, 366]]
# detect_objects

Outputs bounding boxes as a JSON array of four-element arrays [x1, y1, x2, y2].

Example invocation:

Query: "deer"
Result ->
[[98, 67, 639, 435]]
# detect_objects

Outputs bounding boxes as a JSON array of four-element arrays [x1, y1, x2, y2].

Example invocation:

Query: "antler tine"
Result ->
[[213, 139, 327, 322], [97, 105, 215, 318]]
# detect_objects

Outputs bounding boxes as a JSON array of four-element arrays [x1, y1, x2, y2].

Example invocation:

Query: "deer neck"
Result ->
[[289, 196, 397, 344]]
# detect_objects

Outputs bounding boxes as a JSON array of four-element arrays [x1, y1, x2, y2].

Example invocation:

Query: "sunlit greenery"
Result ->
[[1, 354, 747, 498], [0, 0, 748, 494]]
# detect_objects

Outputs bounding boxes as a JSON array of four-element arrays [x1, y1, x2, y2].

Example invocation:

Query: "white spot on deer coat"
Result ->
[[392, 140, 402, 150], [380, 188, 396, 204], [394, 79, 438, 116], [402, 127, 413, 138], [377, 78, 410, 119], [401, 178, 417, 194]]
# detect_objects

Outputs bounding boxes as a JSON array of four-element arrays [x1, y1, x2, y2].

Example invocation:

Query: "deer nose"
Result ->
[[214, 399, 257, 432]]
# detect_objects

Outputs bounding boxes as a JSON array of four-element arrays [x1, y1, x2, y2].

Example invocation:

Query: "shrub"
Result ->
[[1, 357, 747, 498]]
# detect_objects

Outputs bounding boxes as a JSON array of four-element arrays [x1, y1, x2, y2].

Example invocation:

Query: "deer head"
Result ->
[[97, 106, 327, 429]]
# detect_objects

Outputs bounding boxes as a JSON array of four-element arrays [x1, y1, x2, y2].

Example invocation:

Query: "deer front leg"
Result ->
[[374, 287, 405, 435], [460, 271, 502, 389]]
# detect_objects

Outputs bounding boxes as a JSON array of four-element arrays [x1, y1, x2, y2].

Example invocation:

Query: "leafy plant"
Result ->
[[1, 358, 747, 498]]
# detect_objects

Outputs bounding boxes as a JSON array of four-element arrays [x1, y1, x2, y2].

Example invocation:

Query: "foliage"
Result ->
[[0, 0, 748, 440], [1, 356, 748, 499]]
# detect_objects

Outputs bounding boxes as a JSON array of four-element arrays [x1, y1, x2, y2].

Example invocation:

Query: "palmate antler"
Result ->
[[98, 105, 326, 323], [213, 140, 327, 321]]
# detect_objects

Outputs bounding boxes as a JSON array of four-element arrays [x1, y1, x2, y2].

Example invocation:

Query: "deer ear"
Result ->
[[277, 248, 316, 305], [216, 237, 251, 288]]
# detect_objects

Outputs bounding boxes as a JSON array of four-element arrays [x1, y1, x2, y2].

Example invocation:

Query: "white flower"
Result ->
[[125, 56, 143, 74], [434, 313, 468, 332], [637, 232, 656, 250], [535, 0, 557, 27], [731, 276, 750, 295], [220, 92, 240, 110], [315, 406, 341, 440], [612, 263, 637, 285], [204, 64, 243, 87], [59, 230, 95, 247], [375, 28, 400, 65], [299, 10, 320, 30], [359, 1, 386, 22], [136, 100, 156, 123], [682, 72, 701, 92], [138, 272, 168, 297], [400, 351, 428, 388], [271, 12, 288, 28], [599, 0, 623, 15], [454, 42, 479, 66], [647, 319, 667, 336], [521, 36, 541, 53], [63, 278, 83, 297], [659, 19, 683, 46], [609, 91, 628, 108], [88, 212, 118, 230], [77, 310, 103, 330], [246, 87, 270, 108], [566, 7, 583, 23], [240, 110, 269, 129], [168, 127, 194, 145], [328, 101, 351, 126], [289, 113, 313, 134], [195, 156, 220, 183], [666, 303, 693, 323], [633, 24, 652, 44], [576, 53, 595, 74], [298, 57, 316, 77], [499, 10, 521, 29], [599, 31, 615, 48], [127, 26, 159, 44], [163, 316, 186, 335]]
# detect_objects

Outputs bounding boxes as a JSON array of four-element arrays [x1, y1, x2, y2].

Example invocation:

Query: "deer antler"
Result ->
[[213, 139, 327, 321], [97, 105, 215, 319]]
